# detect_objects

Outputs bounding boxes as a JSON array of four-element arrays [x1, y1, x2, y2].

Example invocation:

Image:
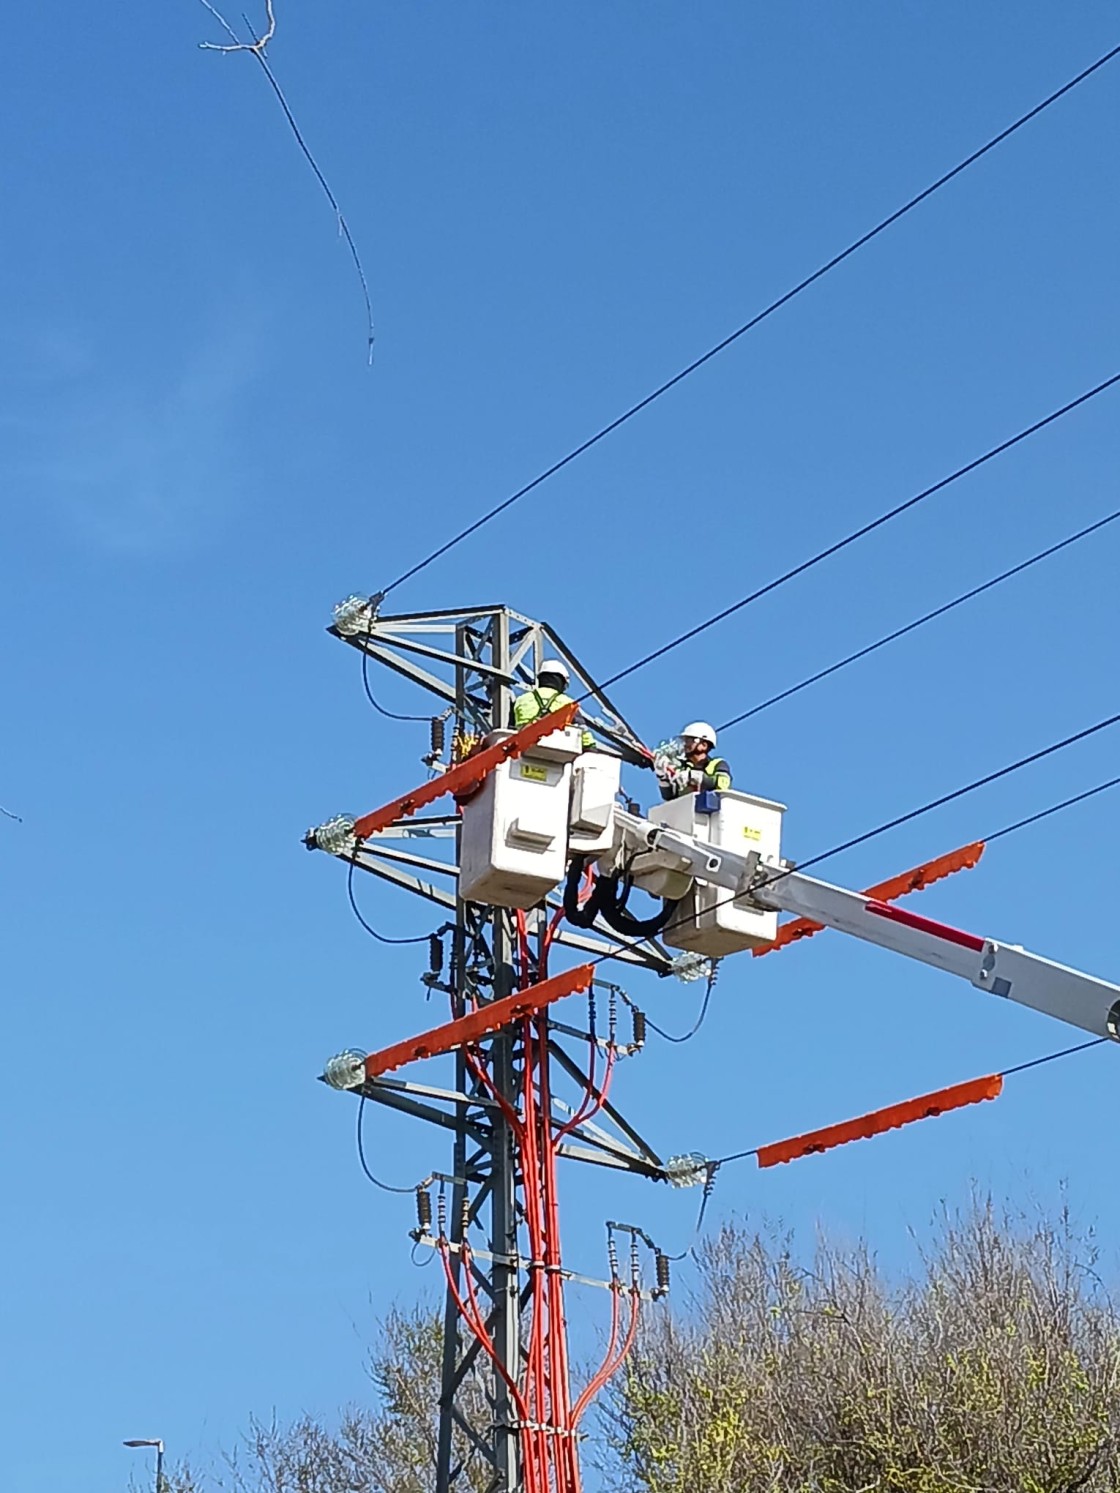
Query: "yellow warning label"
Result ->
[[743, 826, 762, 842], [520, 762, 549, 783]]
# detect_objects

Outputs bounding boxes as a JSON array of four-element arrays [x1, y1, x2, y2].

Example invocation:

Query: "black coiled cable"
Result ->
[[563, 856, 678, 938]]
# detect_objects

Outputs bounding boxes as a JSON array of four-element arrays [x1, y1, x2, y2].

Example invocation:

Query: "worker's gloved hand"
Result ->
[[684, 769, 705, 791]]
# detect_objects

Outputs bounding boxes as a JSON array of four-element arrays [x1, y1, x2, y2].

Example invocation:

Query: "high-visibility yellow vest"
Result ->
[[513, 688, 593, 748], [702, 756, 732, 791]]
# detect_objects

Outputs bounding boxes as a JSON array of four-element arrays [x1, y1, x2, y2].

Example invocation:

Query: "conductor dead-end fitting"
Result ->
[[332, 595, 376, 636], [308, 814, 358, 856], [323, 1050, 368, 1090], [667, 952, 714, 984], [663, 1152, 711, 1188]]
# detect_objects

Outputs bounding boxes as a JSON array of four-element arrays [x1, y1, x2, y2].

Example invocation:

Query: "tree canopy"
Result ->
[[163, 1199, 1120, 1493]]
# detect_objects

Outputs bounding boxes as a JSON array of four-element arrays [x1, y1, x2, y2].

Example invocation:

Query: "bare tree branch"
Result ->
[[198, 0, 274, 53], [195, 0, 375, 361]]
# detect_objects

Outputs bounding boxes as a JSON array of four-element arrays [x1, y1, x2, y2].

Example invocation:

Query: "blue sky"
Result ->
[[2, 3, 1119, 1488]]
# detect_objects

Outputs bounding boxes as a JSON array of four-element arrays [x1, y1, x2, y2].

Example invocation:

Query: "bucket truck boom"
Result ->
[[612, 805, 1120, 1042]]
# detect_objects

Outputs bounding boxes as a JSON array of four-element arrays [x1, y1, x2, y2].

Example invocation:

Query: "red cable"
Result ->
[[515, 908, 534, 989], [438, 1239, 532, 1422], [537, 1017, 576, 1489], [554, 1038, 616, 1144], [459, 1242, 543, 1493], [572, 1288, 641, 1428], [448, 899, 623, 1491], [519, 1019, 549, 1489], [570, 1285, 622, 1429], [463, 1042, 523, 1130]]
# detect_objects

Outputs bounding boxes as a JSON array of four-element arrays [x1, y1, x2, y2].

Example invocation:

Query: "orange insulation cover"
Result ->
[[364, 963, 594, 1080], [752, 840, 986, 957], [756, 1073, 1003, 1169], [352, 702, 579, 840]]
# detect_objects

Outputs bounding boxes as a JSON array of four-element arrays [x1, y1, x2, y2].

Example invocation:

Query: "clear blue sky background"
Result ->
[[2, 3, 1119, 1488]]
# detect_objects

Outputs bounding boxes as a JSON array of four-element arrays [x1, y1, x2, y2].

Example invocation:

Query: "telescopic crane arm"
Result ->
[[615, 809, 1120, 1042]]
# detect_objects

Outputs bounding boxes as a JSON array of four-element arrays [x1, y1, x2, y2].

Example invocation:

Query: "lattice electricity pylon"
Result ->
[[308, 601, 676, 1493]]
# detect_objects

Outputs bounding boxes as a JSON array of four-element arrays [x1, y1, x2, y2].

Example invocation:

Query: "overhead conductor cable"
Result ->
[[717, 507, 1120, 732], [585, 717, 1120, 972], [378, 43, 1120, 596], [711, 1036, 1108, 1173], [589, 372, 1120, 699]]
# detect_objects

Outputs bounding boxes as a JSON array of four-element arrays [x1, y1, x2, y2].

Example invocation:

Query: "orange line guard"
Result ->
[[753, 840, 986, 957], [364, 964, 595, 1080], [352, 702, 579, 841], [756, 1073, 1003, 1169]]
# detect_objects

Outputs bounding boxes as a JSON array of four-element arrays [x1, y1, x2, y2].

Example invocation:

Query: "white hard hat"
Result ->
[[681, 721, 717, 747], [538, 659, 570, 686]]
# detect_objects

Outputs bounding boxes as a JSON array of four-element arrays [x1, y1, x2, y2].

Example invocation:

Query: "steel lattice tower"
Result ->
[[310, 603, 672, 1493]]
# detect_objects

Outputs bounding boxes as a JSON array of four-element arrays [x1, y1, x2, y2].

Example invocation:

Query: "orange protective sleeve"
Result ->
[[352, 702, 578, 841], [756, 1073, 1003, 1169], [364, 963, 595, 1080], [752, 841, 986, 957]]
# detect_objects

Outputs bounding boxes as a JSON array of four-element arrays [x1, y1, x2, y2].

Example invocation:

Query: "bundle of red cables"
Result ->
[[437, 899, 640, 1493]]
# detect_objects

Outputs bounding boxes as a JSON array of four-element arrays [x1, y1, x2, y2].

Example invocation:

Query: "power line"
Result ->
[[378, 43, 1120, 598], [347, 856, 434, 945], [1000, 1037, 1107, 1079], [712, 1036, 1109, 1168], [589, 372, 1120, 699], [362, 649, 430, 723], [984, 776, 1120, 844], [717, 508, 1120, 733], [793, 708, 1120, 875], [618, 969, 719, 1045], [586, 729, 1120, 974], [652, 789, 1116, 1220], [357, 1096, 420, 1194]]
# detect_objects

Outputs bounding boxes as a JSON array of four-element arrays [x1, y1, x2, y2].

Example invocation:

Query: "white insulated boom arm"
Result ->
[[614, 810, 1120, 1042]]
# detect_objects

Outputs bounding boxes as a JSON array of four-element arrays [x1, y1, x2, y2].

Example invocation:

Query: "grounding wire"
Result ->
[[716, 508, 1120, 733], [585, 372, 1120, 701], [376, 43, 1120, 598], [347, 854, 434, 945], [356, 1096, 419, 1194]]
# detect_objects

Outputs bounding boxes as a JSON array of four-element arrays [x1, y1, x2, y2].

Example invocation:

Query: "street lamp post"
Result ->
[[124, 1438, 165, 1493]]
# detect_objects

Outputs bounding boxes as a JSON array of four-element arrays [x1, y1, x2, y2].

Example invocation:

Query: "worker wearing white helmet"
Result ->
[[660, 721, 732, 800], [513, 660, 594, 748]]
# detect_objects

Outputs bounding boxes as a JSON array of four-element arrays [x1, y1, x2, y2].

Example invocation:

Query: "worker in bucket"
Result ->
[[658, 721, 732, 799], [513, 660, 594, 748]]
